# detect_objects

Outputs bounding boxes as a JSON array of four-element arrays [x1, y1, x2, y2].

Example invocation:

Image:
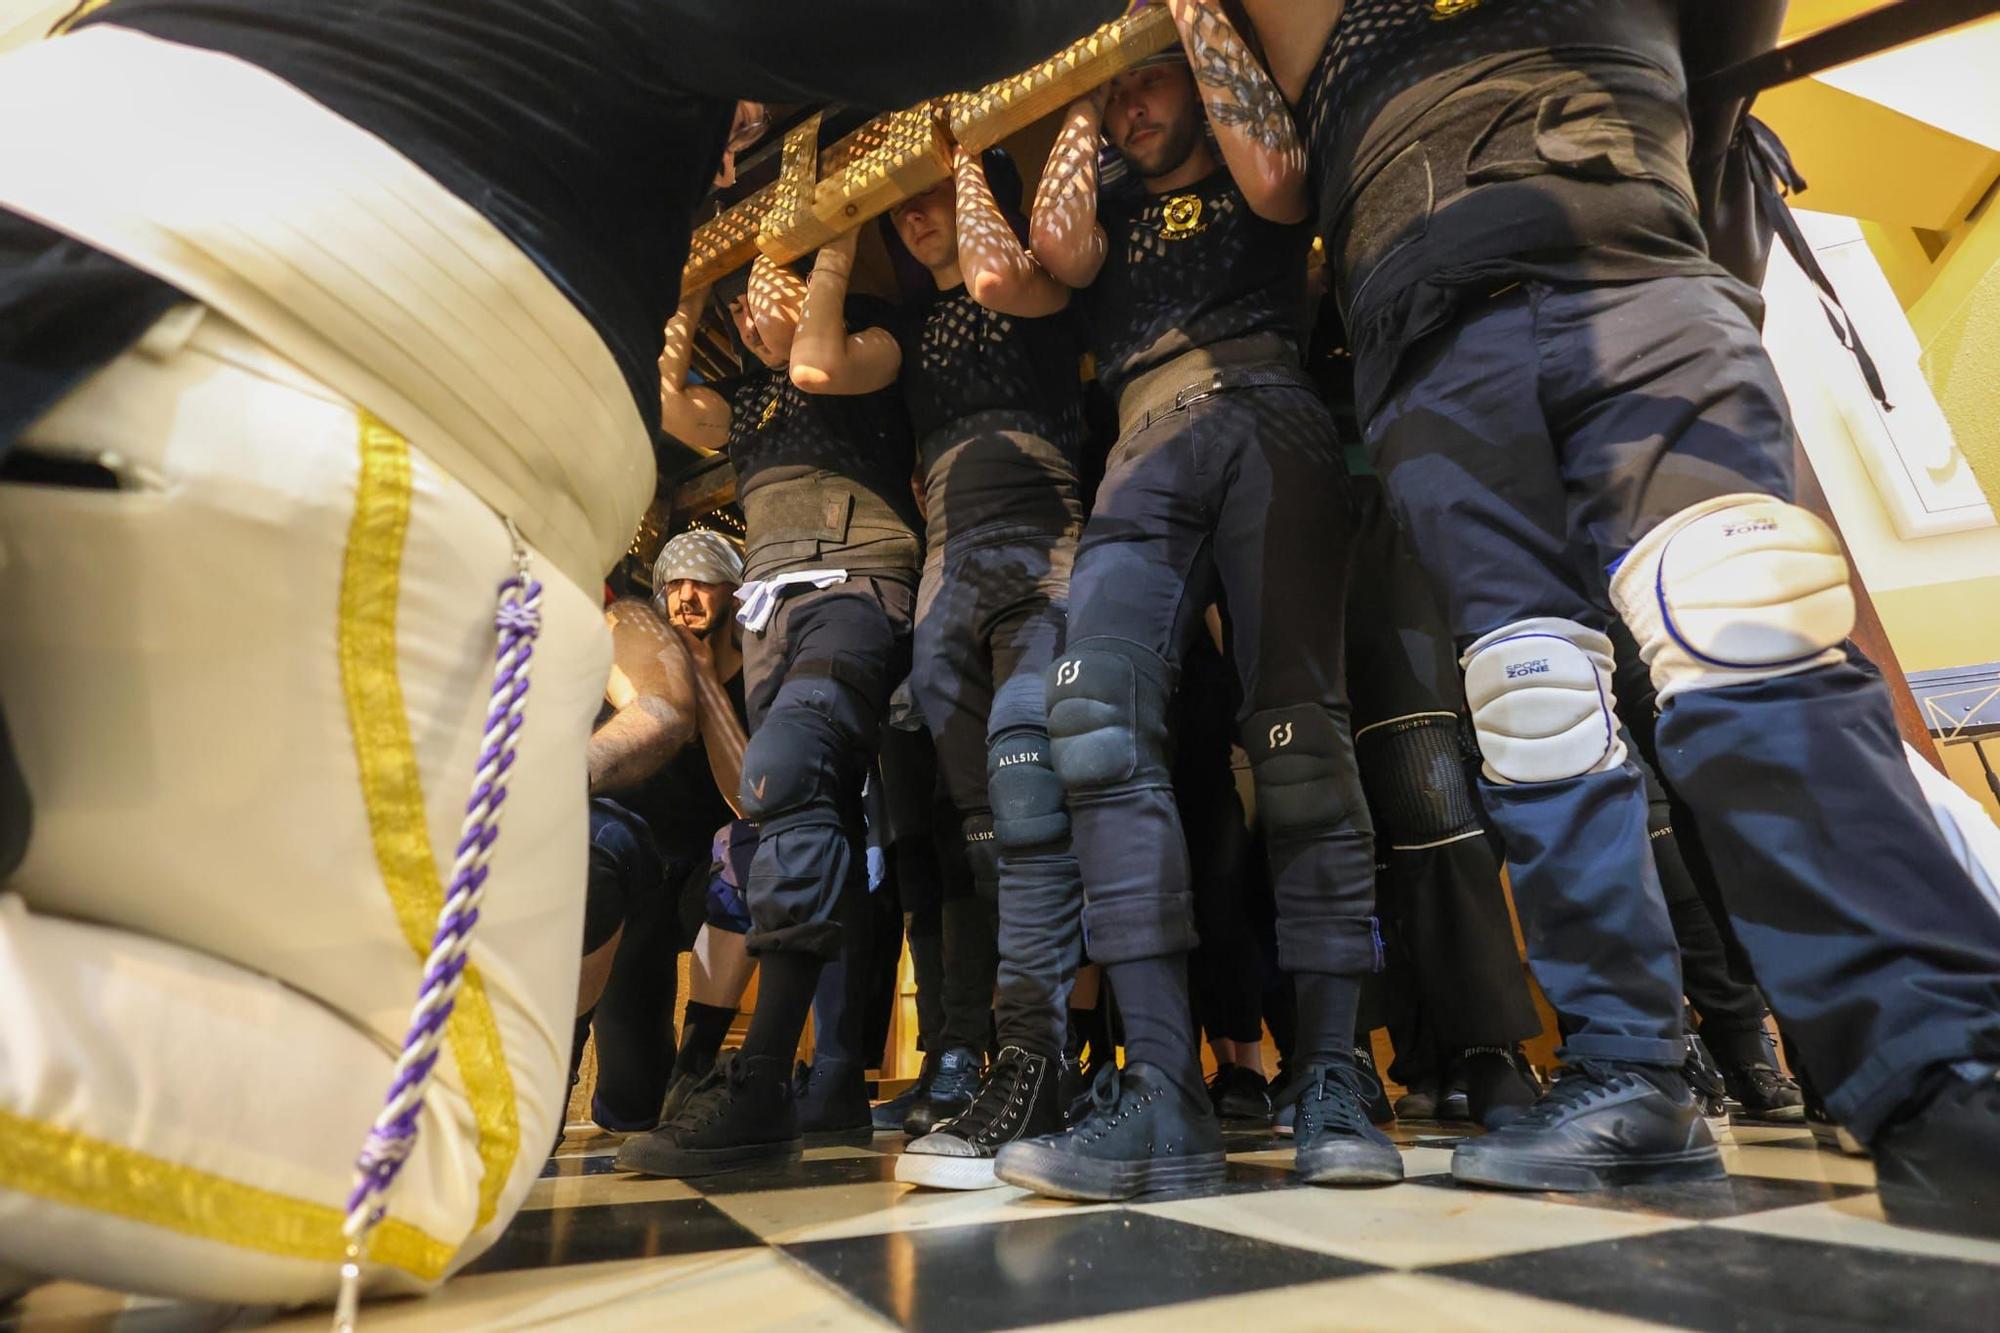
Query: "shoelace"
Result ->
[[1296, 1060, 1381, 1139], [945, 1050, 1034, 1142], [1513, 1060, 1635, 1129], [1078, 1062, 1130, 1130], [673, 1059, 749, 1131]]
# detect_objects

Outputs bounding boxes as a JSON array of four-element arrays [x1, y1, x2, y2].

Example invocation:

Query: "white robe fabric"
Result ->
[[0, 310, 607, 1304]]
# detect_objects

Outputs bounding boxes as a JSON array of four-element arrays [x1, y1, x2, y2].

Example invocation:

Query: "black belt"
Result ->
[[1116, 337, 1313, 438]]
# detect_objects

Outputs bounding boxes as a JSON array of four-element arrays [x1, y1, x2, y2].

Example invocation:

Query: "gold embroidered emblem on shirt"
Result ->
[[1432, 0, 1482, 18], [759, 395, 781, 428], [1161, 194, 1205, 239]]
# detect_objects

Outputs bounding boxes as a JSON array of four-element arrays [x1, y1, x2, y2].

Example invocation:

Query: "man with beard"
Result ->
[[575, 531, 752, 1138], [994, 0, 1394, 1202], [0, 0, 1126, 1303], [1245, 0, 2000, 1234]]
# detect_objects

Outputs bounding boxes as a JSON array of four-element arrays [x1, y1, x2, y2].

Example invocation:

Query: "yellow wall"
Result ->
[[1845, 174, 2000, 823]]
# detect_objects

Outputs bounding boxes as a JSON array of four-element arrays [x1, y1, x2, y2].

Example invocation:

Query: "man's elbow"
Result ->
[[1245, 176, 1311, 227], [790, 360, 837, 394]]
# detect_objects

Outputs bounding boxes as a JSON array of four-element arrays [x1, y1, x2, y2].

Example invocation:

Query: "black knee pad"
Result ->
[[1045, 637, 1172, 799], [987, 727, 1069, 853], [1353, 711, 1483, 851], [740, 710, 843, 823], [1243, 703, 1371, 842]]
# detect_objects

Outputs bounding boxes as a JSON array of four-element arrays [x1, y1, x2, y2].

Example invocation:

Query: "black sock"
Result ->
[[678, 1001, 736, 1074], [1069, 1001, 1111, 1065], [1293, 972, 1362, 1071], [567, 1011, 594, 1090], [739, 951, 822, 1071], [1106, 955, 1205, 1104]]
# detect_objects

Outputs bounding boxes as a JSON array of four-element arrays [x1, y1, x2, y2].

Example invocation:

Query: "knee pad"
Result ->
[[1461, 618, 1627, 785], [1045, 637, 1172, 797], [1243, 704, 1370, 841], [1354, 711, 1485, 850], [987, 728, 1070, 852], [1609, 494, 1853, 703], [740, 710, 842, 823]]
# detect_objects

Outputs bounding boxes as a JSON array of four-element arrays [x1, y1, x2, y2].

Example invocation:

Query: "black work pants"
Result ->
[[912, 533, 1085, 1057], [1058, 380, 1377, 977], [740, 577, 913, 959]]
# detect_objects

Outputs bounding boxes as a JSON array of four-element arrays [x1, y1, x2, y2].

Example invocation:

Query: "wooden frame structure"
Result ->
[[650, 7, 1181, 556], [680, 7, 1176, 292]]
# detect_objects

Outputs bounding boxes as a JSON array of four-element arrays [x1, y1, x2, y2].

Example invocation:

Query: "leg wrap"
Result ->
[[1354, 711, 1485, 851], [960, 811, 1001, 899], [1461, 617, 1627, 786], [988, 727, 1070, 854], [1609, 493, 1854, 703], [1244, 704, 1379, 975], [1045, 637, 1173, 799]]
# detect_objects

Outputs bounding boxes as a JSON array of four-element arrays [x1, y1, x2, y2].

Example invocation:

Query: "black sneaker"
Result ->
[[1207, 1063, 1275, 1125], [1060, 1050, 1104, 1127], [898, 1046, 1060, 1190], [1394, 1078, 1441, 1120], [994, 1063, 1226, 1201], [659, 1052, 715, 1128], [1875, 1061, 2000, 1239], [874, 1052, 938, 1131], [1439, 1070, 1472, 1123], [1722, 1062, 1806, 1124], [797, 1058, 871, 1135], [1350, 1046, 1395, 1125], [1292, 1059, 1405, 1186], [1684, 1034, 1733, 1141], [904, 1046, 981, 1137], [1451, 1060, 1725, 1192], [615, 1054, 802, 1179], [1459, 1046, 1541, 1130]]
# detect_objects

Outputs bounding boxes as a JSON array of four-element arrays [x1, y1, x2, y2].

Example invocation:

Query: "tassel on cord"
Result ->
[[334, 520, 541, 1333]]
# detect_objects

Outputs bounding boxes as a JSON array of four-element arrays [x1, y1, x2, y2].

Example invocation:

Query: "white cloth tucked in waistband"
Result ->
[[734, 570, 849, 634], [0, 26, 651, 592]]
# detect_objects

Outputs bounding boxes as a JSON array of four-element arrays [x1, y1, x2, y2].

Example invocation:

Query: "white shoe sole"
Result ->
[[896, 1151, 1001, 1191]]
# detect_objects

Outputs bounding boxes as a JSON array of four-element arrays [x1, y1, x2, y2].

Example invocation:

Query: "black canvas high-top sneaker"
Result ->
[[898, 1046, 1060, 1190], [616, 1053, 802, 1179], [995, 1063, 1226, 1201]]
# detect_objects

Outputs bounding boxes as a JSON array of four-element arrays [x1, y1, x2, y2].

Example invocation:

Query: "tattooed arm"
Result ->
[[1239, 0, 1344, 106], [659, 290, 733, 454], [1169, 0, 1309, 224], [955, 145, 1072, 319], [789, 230, 904, 395], [1029, 91, 1111, 290], [588, 600, 700, 794]]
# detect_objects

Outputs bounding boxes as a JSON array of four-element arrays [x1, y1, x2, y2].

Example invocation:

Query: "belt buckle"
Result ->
[[1173, 375, 1224, 412]]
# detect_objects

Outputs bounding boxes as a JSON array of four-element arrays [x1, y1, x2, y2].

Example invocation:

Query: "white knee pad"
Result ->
[[1609, 494, 1854, 703], [1461, 618, 1627, 786]]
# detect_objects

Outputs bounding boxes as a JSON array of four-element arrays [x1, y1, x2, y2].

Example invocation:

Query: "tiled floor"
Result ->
[[9, 1120, 2000, 1331]]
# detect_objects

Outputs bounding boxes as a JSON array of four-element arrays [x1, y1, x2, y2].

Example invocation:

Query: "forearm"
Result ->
[[1171, 0, 1308, 222], [955, 146, 1068, 315], [659, 293, 729, 451], [789, 246, 858, 389], [748, 255, 809, 360], [693, 672, 750, 816], [1030, 101, 1108, 287], [588, 700, 696, 794]]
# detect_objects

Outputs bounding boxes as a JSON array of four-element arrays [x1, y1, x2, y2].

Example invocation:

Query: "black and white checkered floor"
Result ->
[[16, 1116, 1998, 1331]]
